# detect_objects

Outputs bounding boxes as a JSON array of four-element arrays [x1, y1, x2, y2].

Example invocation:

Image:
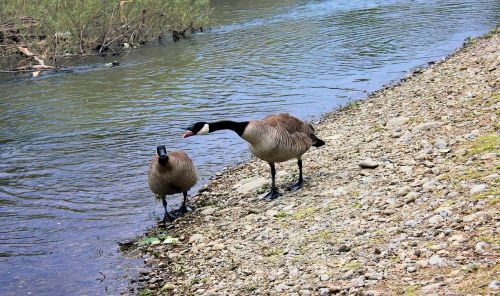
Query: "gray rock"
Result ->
[[405, 192, 418, 203], [470, 184, 487, 195], [359, 159, 379, 169], [138, 268, 149, 275], [200, 207, 217, 215], [299, 290, 312, 295], [414, 122, 442, 132], [421, 283, 442, 293], [428, 254, 446, 266], [475, 241, 489, 253], [275, 284, 290, 292], [189, 233, 206, 243], [489, 280, 499, 290], [465, 130, 479, 140], [265, 209, 279, 217], [320, 274, 330, 281], [397, 186, 411, 196], [435, 138, 447, 149], [318, 288, 330, 295], [235, 177, 269, 194], [212, 243, 225, 250], [386, 117, 409, 129], [341, 270, 354, 280], [350, 277, 365, 288], [406, 266, 417, 273], [206, 290, 219, 296], [338, 245, 351, 252], [428, 215, 444, 225]]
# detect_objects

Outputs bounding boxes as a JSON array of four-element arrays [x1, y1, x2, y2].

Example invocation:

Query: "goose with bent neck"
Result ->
[[183, 113, 325, 200]]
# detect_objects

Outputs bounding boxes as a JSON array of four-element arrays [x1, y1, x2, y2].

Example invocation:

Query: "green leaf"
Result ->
[[162, 236, 179, 244], [142, 237, 161, 245]]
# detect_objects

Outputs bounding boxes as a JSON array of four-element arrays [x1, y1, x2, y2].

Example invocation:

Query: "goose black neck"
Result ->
[[158, 156, 168, 165], [209, 121, 249, 136]]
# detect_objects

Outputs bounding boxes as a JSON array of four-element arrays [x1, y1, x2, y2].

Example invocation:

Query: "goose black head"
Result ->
[[156, 145, 168, 164], [183, 122, 209, 138]]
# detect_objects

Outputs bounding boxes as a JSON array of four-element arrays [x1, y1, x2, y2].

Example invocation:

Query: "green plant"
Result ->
[[0, 0, 212, 57]]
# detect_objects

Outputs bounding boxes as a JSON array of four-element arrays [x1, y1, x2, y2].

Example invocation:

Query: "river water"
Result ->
[[0, 0, 498, 295]]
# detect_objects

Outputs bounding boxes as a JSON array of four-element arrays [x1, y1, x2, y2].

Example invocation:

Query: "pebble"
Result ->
[[320, 274, 330, 281], [201, 207, 217, 215], [235, 177, 268, 194], [428, 254, 446, 266], [489, 280, 499, 290], [275, 284, 290, 292], [407, 266, 417, 273], [386, 117, 409, 129], [359, 159, 379, 169], [414, 122, 441, 132], [435, 138, 447, 149], [189, 233, 206, 243], [470, 184, 487, 194], [428, 215, 444, 225], [318, 288, 330, 295], [474, 241, 489, 253], [421, 283, 443, 293], [265, 209, 279, 217]]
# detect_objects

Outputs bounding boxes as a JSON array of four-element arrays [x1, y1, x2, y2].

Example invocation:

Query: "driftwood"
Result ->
[[15, 45, 55, 71]]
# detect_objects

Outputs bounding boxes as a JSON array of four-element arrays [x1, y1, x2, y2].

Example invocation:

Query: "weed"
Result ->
[[466, 134, 499, 156], [263, 247, 283, 257], [275, 210, 289, 219], [404, 286, 418, 296], [293, 207, 316, 220]]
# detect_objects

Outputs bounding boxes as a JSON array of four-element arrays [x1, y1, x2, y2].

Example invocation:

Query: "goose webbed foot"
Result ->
[[162, 211, 175, 224], [173, 205, 193, 216], [287, 180, 303, 191], [262, 188, 282, 201]]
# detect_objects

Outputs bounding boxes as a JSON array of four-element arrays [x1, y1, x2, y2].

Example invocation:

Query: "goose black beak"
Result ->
[[156, 145, 168, 158]]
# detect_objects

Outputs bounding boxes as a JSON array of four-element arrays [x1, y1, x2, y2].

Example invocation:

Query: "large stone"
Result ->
[[428, 215, 444, 225], [386, 117, 409, 129], [421, 283, 442, 293], [200, 207, 217, 215], [234, 177, 269, 194], [414, 122, 442, 132], [428, 254, 446, 266], [435, 138, 447, 149], [189, 233, 206, 243], [359, 159, 379, 169], [275, 284, 290, 292], [470, 184, 487, 195]]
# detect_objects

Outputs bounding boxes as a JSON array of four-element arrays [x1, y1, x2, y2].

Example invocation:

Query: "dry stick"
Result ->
[[99, 4, 118, 55], [17, 46, 54, 70]]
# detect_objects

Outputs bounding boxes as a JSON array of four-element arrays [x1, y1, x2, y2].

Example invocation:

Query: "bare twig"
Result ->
[[99, 3, 118, 54]]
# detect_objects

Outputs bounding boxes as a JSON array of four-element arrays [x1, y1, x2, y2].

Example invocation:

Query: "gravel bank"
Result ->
[[133, 31, 499, 295]]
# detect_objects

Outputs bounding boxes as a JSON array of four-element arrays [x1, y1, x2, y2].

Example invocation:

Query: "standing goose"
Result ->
[[182, 113, 325, 200], [148, 145, 197, 223]]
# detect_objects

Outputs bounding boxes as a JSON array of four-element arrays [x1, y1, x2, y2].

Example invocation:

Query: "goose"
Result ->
[[182, 113, 325, 200], [148, 145, 197, 223]]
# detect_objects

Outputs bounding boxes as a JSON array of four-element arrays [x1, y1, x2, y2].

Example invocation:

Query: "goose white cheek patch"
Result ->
[[198, 124, 210, 135]]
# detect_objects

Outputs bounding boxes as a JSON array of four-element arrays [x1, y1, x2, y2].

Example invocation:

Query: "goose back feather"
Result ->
[[242, 113, 318, 163]]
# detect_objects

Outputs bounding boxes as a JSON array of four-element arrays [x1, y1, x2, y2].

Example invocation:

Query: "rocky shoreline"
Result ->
[[131, 30, 499, 295]]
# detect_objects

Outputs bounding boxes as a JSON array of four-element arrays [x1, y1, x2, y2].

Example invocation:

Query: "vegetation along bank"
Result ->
[[0, 0, 211, 71]]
